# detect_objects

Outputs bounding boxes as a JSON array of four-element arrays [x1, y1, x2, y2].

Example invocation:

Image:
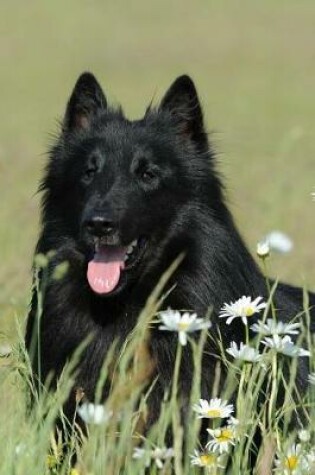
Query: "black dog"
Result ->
[[26, 73, 314, 442]]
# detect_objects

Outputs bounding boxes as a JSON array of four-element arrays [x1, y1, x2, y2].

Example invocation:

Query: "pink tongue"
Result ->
[[87, 246, 126, 294]]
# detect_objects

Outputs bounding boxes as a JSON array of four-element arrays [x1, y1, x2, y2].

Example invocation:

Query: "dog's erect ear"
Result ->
[[63, 72, 107, 132], [159, 75, 206, 146]]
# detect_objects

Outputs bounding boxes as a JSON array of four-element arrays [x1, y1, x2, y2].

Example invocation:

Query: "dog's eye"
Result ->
[[140, 169, 156, 182], [133, 157, 159, 187]]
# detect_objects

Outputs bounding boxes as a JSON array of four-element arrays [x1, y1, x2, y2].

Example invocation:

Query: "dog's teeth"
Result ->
[[126, 239, 138, 255]]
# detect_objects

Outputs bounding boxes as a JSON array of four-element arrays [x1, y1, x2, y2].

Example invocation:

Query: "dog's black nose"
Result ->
[[84, 216, 115, 237]]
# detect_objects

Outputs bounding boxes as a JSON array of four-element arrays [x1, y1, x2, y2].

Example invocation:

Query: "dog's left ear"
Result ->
[[160, 75, 206, 147], [63, 72, 107, 132]]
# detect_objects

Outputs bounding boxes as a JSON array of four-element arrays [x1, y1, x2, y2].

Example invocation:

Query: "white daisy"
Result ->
[[206, 425, 237, 454], [250, 318, 301, 336], [151, 447, 174, 469], [257, 241, 270, 258], [262, 335, 310, 358], [298, 429, 311, 443], [308, 372, 315, 385], [158, 308, 211, 346], [190, 449, 224, 470], [192, 398, 234, 419], [133, 446, 174, 470], [264, 231, 293, 254], [77, 402, 112, 425], [226, 341, 262, 363], [133, 448, 150, 466], [274, 443, 309, 474], [219, 296, 267, 326]]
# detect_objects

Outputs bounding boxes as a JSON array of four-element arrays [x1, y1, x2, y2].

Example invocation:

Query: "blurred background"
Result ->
[[1, 0, 315, 339]]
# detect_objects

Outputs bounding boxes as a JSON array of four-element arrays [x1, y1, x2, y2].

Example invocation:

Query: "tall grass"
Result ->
[[0, 257, 314, 475]]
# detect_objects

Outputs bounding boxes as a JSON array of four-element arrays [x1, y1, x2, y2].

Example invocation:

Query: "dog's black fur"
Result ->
[[26, 73, 314, 439]]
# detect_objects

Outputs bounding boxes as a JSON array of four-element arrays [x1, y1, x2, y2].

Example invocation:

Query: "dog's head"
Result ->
[[42, 73, 219, 296]]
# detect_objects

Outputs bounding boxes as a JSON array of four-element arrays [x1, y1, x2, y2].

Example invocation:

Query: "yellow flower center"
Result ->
[[178, 322, 190, 331], [206, 409, 222, 418], [215, 428, 234, 443], [244, 307, 254, 317], [200, 454, 216, 466], [285, 455, 298, 470]]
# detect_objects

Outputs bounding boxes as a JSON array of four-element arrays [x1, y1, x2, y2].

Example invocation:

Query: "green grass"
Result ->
[[1, 260, 315, 474]]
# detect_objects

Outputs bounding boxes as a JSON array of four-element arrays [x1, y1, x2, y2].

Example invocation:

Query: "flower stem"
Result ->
[[262, 259, 276, 320], [171, 341, 183, 475], [268, 351, 278, 426]]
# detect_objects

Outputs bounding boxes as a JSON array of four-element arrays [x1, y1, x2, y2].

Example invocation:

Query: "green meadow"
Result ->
[[0, 1, 314, 473]]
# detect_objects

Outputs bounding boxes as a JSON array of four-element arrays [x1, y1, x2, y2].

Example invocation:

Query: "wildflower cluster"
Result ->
[[157, 309, 240, 468], [191, 399, 240, 468], [131, 305, 315, 471], [217, 294, 314, 473], [217, 295, 310, 364], [155, 304, 314, 471]]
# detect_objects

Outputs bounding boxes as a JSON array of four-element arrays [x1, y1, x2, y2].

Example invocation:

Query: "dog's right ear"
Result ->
[[159, 75, 207, 150], [63, 72, 107, 132]]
